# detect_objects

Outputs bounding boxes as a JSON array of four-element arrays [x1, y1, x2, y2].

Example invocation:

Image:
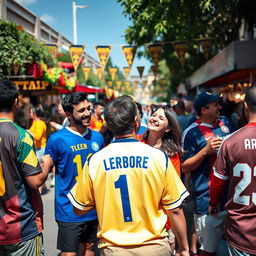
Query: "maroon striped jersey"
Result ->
[[213, 122, 256, 254]]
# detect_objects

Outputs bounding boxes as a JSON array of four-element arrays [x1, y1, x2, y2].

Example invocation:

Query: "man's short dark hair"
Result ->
[[135, 102, 143, 118], [0, 80, 19, 112], [245, 86, 256, 113], [105, 95, 138, 136], [62, 92, 88, 113], [93, 101, 105, 109]]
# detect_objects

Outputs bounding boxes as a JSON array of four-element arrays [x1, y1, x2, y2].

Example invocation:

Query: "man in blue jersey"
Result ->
[[182, 91, 232, 256], [42, 92, 104, 256]]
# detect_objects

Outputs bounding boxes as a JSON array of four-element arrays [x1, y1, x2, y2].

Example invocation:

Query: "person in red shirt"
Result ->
[[209, 86, 256, 256], [140, 106, 183, 255]]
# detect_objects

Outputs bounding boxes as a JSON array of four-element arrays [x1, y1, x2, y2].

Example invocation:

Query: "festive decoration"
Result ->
[[121, 45, 137, 68], [137, 66, 144, 79], [45, 43, 59, 57], [147, 43, 163, 66], [96, 67, 103, 80], [69, 45, 84, 71], [151, 65, 159, 78], [123, 67, 130, 80], [116, 81, 122, 90], [109, 67, 118, 81], [197, 38, 212, 60], [83, 66, 91, 81], [95, 45, 112, 71], [172, 41, 188, 67]]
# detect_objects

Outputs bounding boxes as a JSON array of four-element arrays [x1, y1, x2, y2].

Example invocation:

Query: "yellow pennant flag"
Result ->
[[123, 67, 130, 80], [147, 43, 163, 66], [116, 81, 122, 90], [137, 66, 144, 79], [69, 45, 85, 71], [125, 81, 130, 88], [95, 45, 112, 71], [109, 67, 118, 81], [96, 67, 103, 80], [198, 38, 212, 60], [134, 81, 139, 87], [121, 45, 137, 68], [83, 66, 91, 81], [45, 43, 59, 57], [108, 81, 113, 88], [142, 80, 147, 89], [172, 41, 188, 67], [151, 65, 159, 78]]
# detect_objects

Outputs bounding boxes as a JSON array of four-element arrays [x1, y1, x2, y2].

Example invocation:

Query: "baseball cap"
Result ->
[[194, 91, 221, 113]]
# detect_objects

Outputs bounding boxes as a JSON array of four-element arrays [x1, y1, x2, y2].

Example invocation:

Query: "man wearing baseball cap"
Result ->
[[181, 91, 232, 256]]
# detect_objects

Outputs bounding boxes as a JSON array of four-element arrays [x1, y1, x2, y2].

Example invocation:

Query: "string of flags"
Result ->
[[45, 38, 212, 75]]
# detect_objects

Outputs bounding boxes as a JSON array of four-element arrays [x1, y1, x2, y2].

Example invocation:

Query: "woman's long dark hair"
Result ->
[[143, 106, 183, 157]]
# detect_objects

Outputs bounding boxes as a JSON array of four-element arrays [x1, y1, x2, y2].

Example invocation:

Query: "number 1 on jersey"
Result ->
[[114, 174, 133, 222]]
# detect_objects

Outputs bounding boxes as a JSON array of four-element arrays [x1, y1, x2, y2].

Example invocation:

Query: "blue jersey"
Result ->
[[182, 118, 232, 214], [45, 127, 104, 222]]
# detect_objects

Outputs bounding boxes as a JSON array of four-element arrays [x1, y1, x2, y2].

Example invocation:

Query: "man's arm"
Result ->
[[209, 171, 227, 215], [25, 154, 53, 190], [182, 137, 223, 174], [167, 207, 189, 256]]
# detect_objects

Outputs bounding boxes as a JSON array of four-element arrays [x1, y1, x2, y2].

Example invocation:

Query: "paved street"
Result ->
[[42, 178, 59, 256]]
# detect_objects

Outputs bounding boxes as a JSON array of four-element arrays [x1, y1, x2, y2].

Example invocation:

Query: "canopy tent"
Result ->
[[58, 84, 104, 94], [187, 40, 256, 89]]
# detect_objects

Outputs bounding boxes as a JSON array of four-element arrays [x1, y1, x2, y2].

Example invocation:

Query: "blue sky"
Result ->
[[16, 0, 151, 76]]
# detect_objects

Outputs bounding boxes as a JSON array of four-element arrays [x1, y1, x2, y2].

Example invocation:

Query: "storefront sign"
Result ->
[[11, 79, 52, 92]]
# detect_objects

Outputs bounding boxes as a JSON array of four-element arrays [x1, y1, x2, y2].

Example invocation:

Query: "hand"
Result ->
[[176, 249, 189, 256], [208, 204, 219, 216], [205, 137, 223, 155]]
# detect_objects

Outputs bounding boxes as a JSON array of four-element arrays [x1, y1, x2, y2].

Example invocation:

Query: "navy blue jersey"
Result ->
[[182, 118, 232, 214], [45, 127, 104, 222]]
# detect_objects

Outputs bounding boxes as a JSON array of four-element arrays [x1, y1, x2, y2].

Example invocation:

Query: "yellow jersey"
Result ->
[[68, 138, 188, 248], [29, 119, 47, 149]]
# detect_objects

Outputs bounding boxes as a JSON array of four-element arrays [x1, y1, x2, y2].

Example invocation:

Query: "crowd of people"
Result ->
[[0, 79, 255, 256]]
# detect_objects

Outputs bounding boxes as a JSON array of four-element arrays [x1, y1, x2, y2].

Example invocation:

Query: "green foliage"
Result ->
[[117, 0, 256, 99], [0, 20, 55, 79]]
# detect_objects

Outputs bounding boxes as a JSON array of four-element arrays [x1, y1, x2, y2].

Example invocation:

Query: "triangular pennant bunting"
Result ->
[[137, 66, 144, 79], [109, 67, 118, 81], [172, 41, 188, 67], [45, 43, 59, 57], [121, 45, 137, 68], [83, 66, 90, 81], [147, 43, 163, 66], [95, 45, 112, 71], [96, 67, 103, 80], [123, 67, 131, 80], [69, 45, 85, 71]]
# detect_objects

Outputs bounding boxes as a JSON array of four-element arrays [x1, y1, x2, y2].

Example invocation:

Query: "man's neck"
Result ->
[[198, 116, 216, 126], [115, 132, 136, 140], [69, 125, 88, 135], [0, 112, 14, 121]]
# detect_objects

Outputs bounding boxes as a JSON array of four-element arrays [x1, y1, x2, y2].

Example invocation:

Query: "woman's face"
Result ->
[[147, 108, 169, 133]]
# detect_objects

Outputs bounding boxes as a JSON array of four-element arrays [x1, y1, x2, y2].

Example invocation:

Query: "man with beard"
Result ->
[[42, 92, 104, 256], [182, 91, 232, 256]]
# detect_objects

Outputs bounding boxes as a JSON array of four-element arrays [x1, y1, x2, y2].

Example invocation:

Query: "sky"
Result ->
[[16, 0, 151, 76]]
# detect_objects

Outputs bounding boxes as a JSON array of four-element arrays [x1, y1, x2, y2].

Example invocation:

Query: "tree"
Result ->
[[117, 0, 256, 97]]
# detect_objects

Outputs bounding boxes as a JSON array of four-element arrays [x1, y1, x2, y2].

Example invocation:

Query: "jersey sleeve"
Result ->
[[68, 161, 95, 212], [182, 129, 197, 161], [213, 140, 230, 180], [161, 159, 189, 210], [17, 131, 41, 177], [44, 135, 58, 163]]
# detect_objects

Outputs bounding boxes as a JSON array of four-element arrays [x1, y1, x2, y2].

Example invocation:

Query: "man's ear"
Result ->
[[13, 98, 19, 110], [134, 116, 140, 133], [65, 111, 71, 121], [244, 102, 249, 111]]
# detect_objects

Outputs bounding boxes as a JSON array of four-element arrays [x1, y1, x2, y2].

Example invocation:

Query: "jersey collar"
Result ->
[[66, 127, 89, 137], [112, 138, 139, 143], [245, 122, 256, 127]]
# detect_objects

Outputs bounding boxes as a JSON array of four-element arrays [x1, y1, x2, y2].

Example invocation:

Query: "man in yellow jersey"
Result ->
[[68, 95, 190, 256]]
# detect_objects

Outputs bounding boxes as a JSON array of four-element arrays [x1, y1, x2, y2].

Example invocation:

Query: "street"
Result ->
[[42, 178, 59, 256]]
